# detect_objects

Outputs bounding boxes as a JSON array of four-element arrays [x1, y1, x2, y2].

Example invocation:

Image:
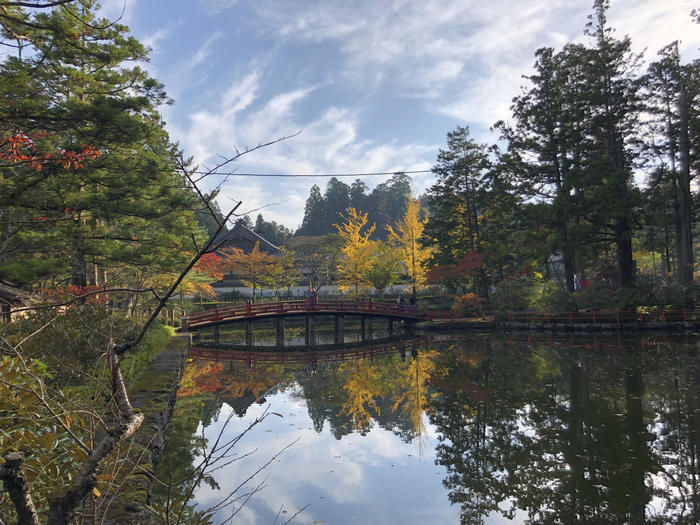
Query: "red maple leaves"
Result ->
[[1, 132, 100, 171]]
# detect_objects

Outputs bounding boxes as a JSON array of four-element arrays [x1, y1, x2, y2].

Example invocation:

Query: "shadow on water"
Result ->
[[156, 332, 699, 524]]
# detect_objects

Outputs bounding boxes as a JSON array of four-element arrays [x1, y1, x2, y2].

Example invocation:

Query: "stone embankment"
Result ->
[[420, 318, 698, 333], [104, 334, 190, 524]]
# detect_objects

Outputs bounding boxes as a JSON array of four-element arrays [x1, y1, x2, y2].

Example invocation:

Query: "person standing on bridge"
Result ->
[[409, 294, 417, 313], [305, 287, 313, 309], [311, 288, 318, 309]]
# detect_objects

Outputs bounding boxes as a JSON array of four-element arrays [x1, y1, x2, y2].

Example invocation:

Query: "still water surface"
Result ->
[[158, 332, 698, 524]]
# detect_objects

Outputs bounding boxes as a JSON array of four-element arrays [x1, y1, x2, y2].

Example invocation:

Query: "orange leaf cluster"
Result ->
[[1, 132, 100, 171], [195, 253, 225, 280], [39, 285, 107, 305]]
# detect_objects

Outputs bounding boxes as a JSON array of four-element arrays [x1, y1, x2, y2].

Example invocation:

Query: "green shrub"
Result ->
[[634, 272, 689, 308], [573, 281, 613, 311], [490, 278, 533, 311], [3, 305, 138, 387], [529, 281, 576, 311]]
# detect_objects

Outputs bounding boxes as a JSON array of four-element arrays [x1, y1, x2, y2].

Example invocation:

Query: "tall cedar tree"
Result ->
[[425, 126, 490, 297], [581, 0, 642, 289], [497, 46, 589, 292], [641, 42, 697, 305], [0, 0, 204, 290]]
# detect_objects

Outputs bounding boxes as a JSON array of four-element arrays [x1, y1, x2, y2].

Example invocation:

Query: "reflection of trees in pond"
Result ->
[[389, 348, 440, 448], [178, 358, 296, 416], [295, 347, 443, 437], [428, 336, 698, 525], [644, 340, 699, 524], [338, 358, 383, 432], [294, 363, 355, 438], [183, 342, 445, 440], [153, 360, 297, 516], [152, 392, 219, 514], [429, 338, 534, 523]]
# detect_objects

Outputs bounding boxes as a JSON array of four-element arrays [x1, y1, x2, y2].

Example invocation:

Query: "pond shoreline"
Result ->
[[104, 334, 190, 524], [419, 318, 698, 333]]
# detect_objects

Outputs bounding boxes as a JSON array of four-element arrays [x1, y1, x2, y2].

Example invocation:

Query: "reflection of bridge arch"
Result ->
[[184, 300, 452, 347], [189, 336, 428, 368]]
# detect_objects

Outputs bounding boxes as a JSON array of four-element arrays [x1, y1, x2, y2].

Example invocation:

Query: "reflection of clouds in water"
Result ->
[[192, 389, 454, 523], [194, 393, 367, 507], [347, 429, 411, 464]]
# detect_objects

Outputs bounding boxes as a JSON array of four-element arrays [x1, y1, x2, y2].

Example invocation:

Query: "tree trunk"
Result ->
[[563, 247, 575, 293], [71, 250, 87, 288], [615, 216, 635, 289], [677, 88, 694, 307]]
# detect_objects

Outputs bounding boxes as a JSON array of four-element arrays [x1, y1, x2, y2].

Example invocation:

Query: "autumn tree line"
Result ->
[[0, 0, 696, 522], [2, 0, 695, 312], [287, 1, 698, 310], [215, 197, 430, 301]]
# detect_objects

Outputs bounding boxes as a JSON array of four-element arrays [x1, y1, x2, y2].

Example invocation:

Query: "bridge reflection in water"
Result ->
[[189, 336, 424, 369]]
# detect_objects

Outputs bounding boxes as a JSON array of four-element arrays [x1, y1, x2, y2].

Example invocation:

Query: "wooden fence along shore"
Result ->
[[183, 299, 696, 332]]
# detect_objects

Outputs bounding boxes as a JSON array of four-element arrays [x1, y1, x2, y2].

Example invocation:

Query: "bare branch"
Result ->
[[114, 200, 242, 356], [0, 0, 74, 7], [282, 503, 312, 525], [10, 287, 160, 315], [192, 131, 301, 183]]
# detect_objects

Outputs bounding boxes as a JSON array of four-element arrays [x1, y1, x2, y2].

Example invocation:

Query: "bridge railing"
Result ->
[[185, 299, 454, 328], [185, 301, 697, 329]]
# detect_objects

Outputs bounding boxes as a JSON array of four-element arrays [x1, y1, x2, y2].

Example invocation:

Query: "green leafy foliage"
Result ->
[[0, 0, 208, 291], [0, 355, 89, 518], [363, 241, 403, 297]]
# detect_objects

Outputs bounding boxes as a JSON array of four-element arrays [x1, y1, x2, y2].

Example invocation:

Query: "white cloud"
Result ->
[[197, 0, 239, 13], [96, 0, 137, 25], [171, 66, 436, 228], [192, 390, 450, 524], [184, 31, 224, 72], [141, 25, 175, 55], [162, 0, 699, 228], [250, 0, 700, 129]]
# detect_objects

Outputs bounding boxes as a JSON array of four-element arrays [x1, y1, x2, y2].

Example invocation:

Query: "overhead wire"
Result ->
[[188, 169, 433, 178]]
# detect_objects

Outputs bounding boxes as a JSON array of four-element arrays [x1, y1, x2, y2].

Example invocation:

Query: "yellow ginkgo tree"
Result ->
[[335, 207, 376, 294], [387, 198, 433, 296]]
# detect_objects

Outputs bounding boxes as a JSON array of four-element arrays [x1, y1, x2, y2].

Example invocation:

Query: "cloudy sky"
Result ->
[[104, 0, 699, 230]]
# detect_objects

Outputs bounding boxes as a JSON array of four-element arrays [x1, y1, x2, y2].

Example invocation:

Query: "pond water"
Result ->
[[156, 332, 699, 524]]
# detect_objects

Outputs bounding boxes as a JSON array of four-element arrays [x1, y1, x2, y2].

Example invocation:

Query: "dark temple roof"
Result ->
[[212, 222, 281, 255]]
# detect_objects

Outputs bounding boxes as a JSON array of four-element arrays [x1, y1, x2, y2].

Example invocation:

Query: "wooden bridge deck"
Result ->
[[184, 299, 452, 330]]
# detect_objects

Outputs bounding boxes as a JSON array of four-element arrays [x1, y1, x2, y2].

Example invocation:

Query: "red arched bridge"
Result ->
[[183, 299, 453, 347], [183, 299, 451, 331]]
